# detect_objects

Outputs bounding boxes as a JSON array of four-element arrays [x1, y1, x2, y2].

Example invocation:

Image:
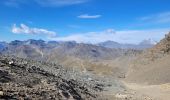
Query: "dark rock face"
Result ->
[[9, 40, 24, 46], [0, 55, 110, 100], [0, 70, 12, 83], [0, 42, 7, 52], [160, 32, 170, 53]]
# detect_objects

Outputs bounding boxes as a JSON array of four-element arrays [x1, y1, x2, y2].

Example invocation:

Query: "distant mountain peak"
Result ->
[[97, 40, 154, 49], [139, 39, 157, 45]]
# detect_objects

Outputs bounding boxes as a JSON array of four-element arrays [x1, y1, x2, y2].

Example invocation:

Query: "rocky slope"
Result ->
[[126, 32, 170, 85], [0, 55, 126, 100]]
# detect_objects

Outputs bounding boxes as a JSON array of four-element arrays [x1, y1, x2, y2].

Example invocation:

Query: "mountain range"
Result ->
[[98, 39, 154, 49], [0, 39, 154, 51], [0, 32, 170, 100], [0, 39, 143, 77]]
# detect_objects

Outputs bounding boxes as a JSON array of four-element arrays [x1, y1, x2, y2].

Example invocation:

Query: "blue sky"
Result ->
[[0, 0, 170, 44]]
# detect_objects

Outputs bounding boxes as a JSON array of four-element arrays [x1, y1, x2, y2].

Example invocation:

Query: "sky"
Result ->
[[0, 0, 170, 44]]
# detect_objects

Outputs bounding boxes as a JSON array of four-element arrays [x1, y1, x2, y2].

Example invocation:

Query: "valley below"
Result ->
[[0, 32, 170, 100]]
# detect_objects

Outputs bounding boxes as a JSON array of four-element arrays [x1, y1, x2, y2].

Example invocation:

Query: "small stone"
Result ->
[[88, 77, 92, 81], [9, 61, 14, 65], [0, 91, 4, 96], [18, 91, 26, 97]]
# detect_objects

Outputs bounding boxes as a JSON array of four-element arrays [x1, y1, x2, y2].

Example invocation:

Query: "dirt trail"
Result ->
[[123, 82, 170, 100]]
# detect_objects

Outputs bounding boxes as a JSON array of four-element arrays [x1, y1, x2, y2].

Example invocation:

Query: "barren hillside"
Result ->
[[126, 32, 170, 85]]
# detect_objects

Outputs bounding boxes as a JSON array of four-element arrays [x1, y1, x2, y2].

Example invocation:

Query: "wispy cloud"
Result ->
[[12, 24, 56, 36], [35, 0, 89, 7], [3, 0, 28, 7], [139, 12, 170, 24], [78, 14, 102, 19], [2, 0, 89, 7], [48, 28, 170, 44]]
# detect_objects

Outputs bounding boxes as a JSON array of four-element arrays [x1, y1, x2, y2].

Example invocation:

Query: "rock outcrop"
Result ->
[[0, 55, 124, 100]]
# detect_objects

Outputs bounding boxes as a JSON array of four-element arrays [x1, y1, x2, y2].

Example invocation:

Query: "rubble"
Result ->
[[0, 55, 124, 100]]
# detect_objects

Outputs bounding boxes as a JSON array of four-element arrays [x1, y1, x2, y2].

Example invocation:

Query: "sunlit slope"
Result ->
[[126, 32, 170, 85]]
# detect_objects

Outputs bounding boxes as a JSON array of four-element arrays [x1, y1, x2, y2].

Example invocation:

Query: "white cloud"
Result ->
[[139, 12, 170, 24], [3, 0, 89, 7], [12, 24, 56, 36], [35, 0, 89, 7], [78, 14, 101, 19], [48, 28, 170, 44], [3, 0, 28, 7]]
